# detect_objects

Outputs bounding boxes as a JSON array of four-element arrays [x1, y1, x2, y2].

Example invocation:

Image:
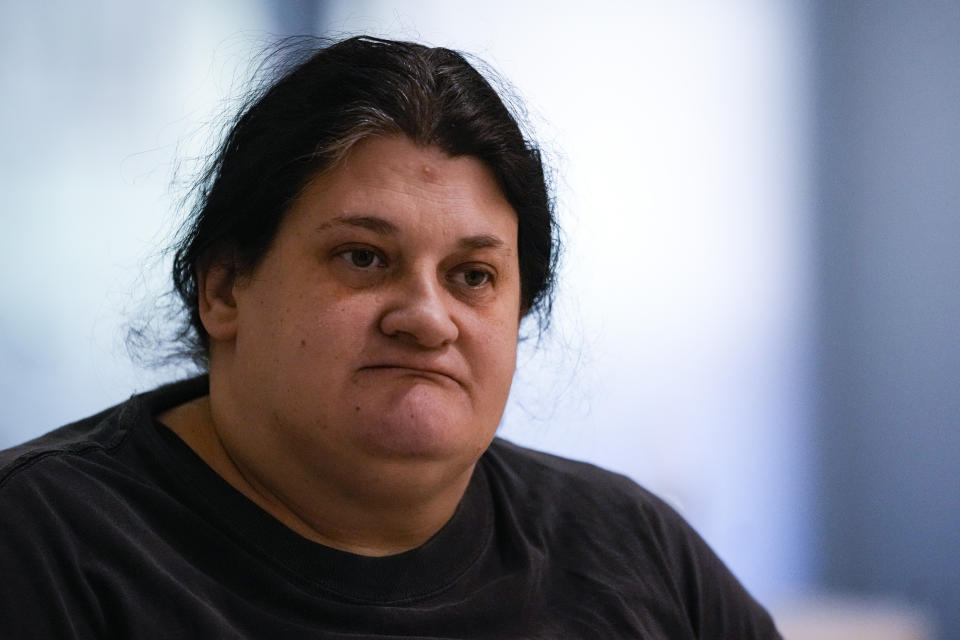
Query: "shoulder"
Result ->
[[0, 377, 210, 540], [482, 437, 679, 528], [0, 398, 136, 636], [0, 382, 159, 521], [481, 438, 701, 578], [481, 439, 783, 639], [0, 377, 213, 635], [0, 404, 129, 489], [0, 376, 208, 488]]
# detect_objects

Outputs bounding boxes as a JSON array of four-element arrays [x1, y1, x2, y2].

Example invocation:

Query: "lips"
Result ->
[[359, 364, 464, 387]]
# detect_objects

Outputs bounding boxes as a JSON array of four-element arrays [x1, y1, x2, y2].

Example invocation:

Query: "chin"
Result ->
[[355, 392, 488, 461], [363, 417, 471, 461], [335, 376, 504, 465]]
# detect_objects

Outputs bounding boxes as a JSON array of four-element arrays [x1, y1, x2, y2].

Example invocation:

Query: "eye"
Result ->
[[339, 248, 386, 269], [463, 269, 490, 287], [453, 266, 494, 288]]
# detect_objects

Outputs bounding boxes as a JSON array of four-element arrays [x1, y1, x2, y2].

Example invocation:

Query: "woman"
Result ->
[[0, 36, 781, 638]]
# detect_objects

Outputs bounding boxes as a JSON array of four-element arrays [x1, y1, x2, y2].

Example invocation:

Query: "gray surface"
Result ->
[[813, 3, 960, 638]]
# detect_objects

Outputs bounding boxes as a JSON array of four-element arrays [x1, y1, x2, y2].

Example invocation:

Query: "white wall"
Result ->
[[1, 0, 269, 440]]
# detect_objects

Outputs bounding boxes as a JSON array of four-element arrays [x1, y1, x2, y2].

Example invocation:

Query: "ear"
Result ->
[[197, 260, 240, 342]]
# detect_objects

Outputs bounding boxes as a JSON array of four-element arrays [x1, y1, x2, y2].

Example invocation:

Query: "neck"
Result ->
[[158, 395, 474, 557]]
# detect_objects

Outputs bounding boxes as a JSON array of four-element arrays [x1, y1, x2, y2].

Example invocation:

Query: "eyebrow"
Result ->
[[457, 234, 506, 251], [315, 215, 399, 235], [316, 215, 509, 251]]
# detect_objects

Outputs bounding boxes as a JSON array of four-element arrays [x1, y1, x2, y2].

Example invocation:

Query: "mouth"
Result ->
[[359, 365, 463, 387]]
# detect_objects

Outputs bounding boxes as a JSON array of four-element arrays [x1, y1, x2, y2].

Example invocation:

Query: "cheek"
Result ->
[[297, 294, 391, 370], [239, 294, 358, 371], [474, 321, 520, 395], [295, 305, 369, 356]]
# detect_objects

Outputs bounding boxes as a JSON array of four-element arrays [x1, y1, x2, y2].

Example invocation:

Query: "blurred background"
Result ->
[[1, 1, 957, 638]]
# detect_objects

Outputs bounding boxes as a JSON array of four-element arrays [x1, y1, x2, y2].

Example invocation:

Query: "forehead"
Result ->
[[287, 136, 518, 239]]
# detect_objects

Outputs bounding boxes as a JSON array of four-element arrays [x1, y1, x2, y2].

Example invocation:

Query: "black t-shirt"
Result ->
[[0, 378, 781, 638]]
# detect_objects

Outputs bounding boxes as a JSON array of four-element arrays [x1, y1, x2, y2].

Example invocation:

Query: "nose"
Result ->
[[379, 266, 459, 348]]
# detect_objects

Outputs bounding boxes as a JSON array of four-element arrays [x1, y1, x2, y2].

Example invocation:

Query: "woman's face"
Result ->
[[208, 135, 522, 490]]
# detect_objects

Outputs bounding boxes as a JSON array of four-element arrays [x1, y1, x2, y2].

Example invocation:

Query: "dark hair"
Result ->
[[170, 35, 558, 367]]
